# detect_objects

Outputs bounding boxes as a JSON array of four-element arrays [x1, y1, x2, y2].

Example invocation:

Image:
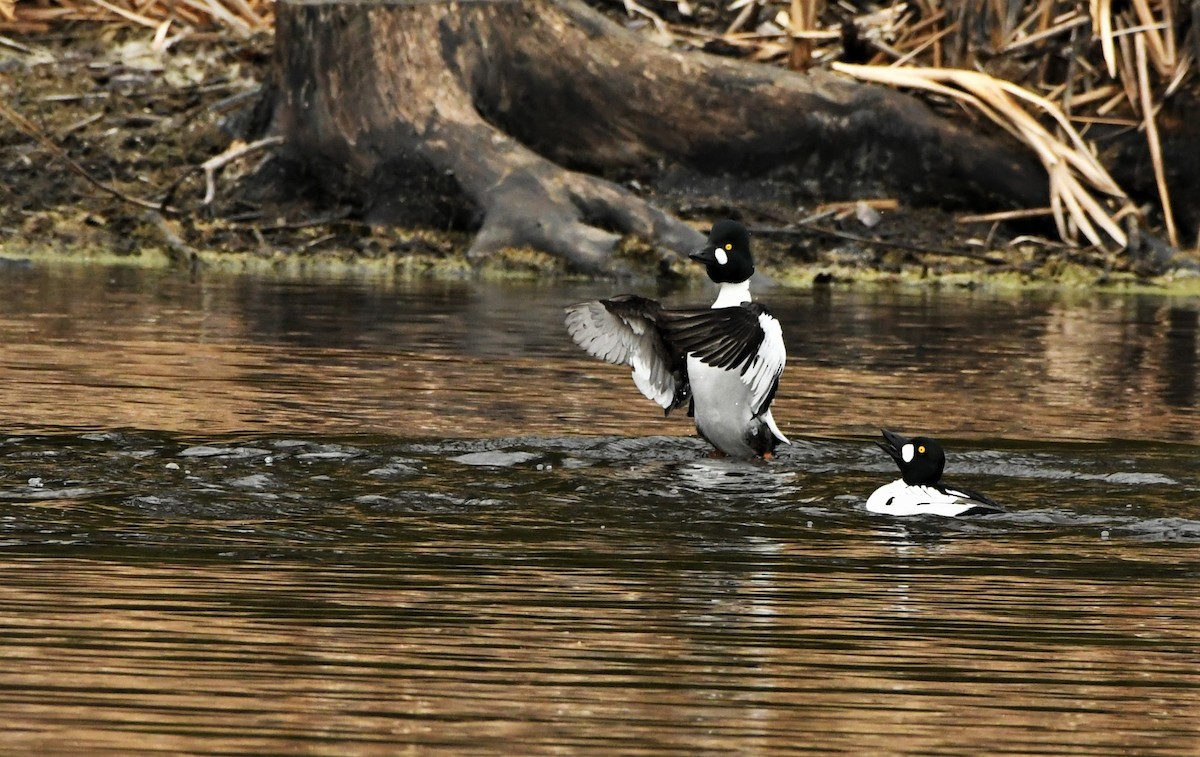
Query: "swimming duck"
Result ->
[[866, 429, 1004, 516], [564, 220, 789, 459]]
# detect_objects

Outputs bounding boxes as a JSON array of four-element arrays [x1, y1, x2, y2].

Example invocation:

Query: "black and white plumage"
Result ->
[[866, 429, 1004, 517], [564, 295, 690, 412], [564, 220, 789, 459]]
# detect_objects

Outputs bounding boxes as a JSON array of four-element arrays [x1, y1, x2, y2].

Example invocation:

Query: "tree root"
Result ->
[[467, 166, 702, 271]]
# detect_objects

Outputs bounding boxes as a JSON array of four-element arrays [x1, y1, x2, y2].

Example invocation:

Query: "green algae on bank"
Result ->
[[772, 262, 1200, 296], [0, 239, 569, 283], [5, 236, 1200, 297]]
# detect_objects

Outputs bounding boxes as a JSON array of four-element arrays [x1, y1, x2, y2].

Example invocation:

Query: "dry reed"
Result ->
[[625, 0, 1194, 250]]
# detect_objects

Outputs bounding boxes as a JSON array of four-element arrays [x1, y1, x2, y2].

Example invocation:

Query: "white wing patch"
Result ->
[[741, 312, 786, 418], [564, 301, 677, 409]]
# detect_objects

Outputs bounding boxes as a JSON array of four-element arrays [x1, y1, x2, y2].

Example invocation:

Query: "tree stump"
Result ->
[[268, 0, 1049, 271]]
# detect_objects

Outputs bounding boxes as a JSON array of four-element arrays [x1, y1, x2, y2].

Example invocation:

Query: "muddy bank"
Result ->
[[2, 27, 1198, 291]]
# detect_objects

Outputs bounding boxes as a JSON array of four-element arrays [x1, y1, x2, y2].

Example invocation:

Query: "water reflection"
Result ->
[[0, 428, 1196, 753], [777, 289, 1200, 442], [0, 265, 1198, 754], [0, 266, 1197, 442], [1163, 306, 1198, 406]]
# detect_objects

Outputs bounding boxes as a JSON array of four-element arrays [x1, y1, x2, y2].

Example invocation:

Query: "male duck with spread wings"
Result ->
[[565, 220, 789, 460]]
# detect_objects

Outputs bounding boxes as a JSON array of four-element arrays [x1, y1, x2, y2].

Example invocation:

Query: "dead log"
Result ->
[[266, 0, 1049, 271]]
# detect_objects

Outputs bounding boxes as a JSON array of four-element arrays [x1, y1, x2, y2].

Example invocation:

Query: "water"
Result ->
[[0, 264, 1198, 754]]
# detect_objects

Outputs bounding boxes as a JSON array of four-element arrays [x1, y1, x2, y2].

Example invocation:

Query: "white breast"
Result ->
[[688, 355, 758, 457]]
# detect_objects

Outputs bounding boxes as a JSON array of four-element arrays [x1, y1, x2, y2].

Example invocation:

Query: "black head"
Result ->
[[876, 429, 946, 486], [689, 220, 754, 284]]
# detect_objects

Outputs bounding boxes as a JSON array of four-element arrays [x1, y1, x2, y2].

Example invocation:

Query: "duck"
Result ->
[[866, 429, 1004, 516], [564, 220, 789, 460]]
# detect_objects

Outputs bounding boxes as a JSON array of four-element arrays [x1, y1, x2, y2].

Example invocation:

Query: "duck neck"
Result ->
[[712, 279, 752, 308]]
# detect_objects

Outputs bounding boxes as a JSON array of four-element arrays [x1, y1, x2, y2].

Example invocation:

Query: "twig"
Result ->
[[1000, 13, 1087, 53], [300, 233, 337, 252], [145, 210, 198, 266], [1161, 0, 1177, 71], [786, 0, 820, 71], [957, 207, 1053, 223], [192, 0, 254, 35], [0, 34, 32, 53], [1114, 17, 1140, 114], [1068, 114, 1139, 126], [1004, 0, 1049, 48], [1164, 49, 1192, 96], [1135, 32, 1177, 248], [1061, 22, 1080, 117], [1059, 83, 1119, 108], [1131, 0, 1171, 74], [89, 0, 160, 28], [0, 101, 164, 212], [892, 24, 954, 67], [1095, 88, 1128, 116], [832, 63, 1131, 249], [724, 0, 757, 35], [814, 198, 899, 213], [1093, 0, 1117, 77], [891, 8, 947, 48], [219, 0, 269, 28], [41, 93, 111, 103], [58, 111, 105, 137], [201, 136, 283, 205]]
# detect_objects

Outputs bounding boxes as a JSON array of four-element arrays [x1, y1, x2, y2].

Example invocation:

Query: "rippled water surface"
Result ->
[[1, 264, 1198, 754]]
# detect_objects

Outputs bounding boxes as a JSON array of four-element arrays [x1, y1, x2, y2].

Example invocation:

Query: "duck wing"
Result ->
[[936, 483, 1006, 515], [662, 303, 786, 417], [564, 294, 690, 413]]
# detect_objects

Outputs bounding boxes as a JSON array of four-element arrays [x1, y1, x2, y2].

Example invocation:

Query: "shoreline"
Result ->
[[4, 240, 1200, 297], [3, 28, 1197, 297]]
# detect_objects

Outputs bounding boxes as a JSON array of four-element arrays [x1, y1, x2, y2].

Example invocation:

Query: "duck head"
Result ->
[[877, 429, 946, 486], [689, 220, 754, 284]]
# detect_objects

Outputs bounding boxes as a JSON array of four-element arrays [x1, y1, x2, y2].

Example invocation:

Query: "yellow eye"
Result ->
[[724, 243, 732, 250], [917, 445, 926, 454]]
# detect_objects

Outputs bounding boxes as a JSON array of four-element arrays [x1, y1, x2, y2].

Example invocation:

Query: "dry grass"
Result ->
[[1, 0, 272, 36], [831, 62, 1135, 248], [618, 0, 1194, 251]]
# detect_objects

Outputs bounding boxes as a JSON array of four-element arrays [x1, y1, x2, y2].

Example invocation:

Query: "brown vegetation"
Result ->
[[1, 0, 1197, 278], [591, 0, 1196, 251]]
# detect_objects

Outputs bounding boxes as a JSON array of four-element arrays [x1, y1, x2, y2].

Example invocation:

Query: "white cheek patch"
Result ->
[[714, 248, 728, 265], [901, 443, 915, 463]]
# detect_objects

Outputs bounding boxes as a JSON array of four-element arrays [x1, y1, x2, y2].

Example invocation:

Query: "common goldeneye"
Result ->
[[866, 429, 1004, 516], [564, 220, 789, 459]]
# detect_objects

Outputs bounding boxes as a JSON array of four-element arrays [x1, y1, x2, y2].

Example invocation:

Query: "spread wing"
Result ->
[[564, 294, 690, 412], [663, 303, 786, 417]]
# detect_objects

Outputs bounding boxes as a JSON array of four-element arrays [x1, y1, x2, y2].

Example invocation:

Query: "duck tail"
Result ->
[[763, 411, 790, 445]]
